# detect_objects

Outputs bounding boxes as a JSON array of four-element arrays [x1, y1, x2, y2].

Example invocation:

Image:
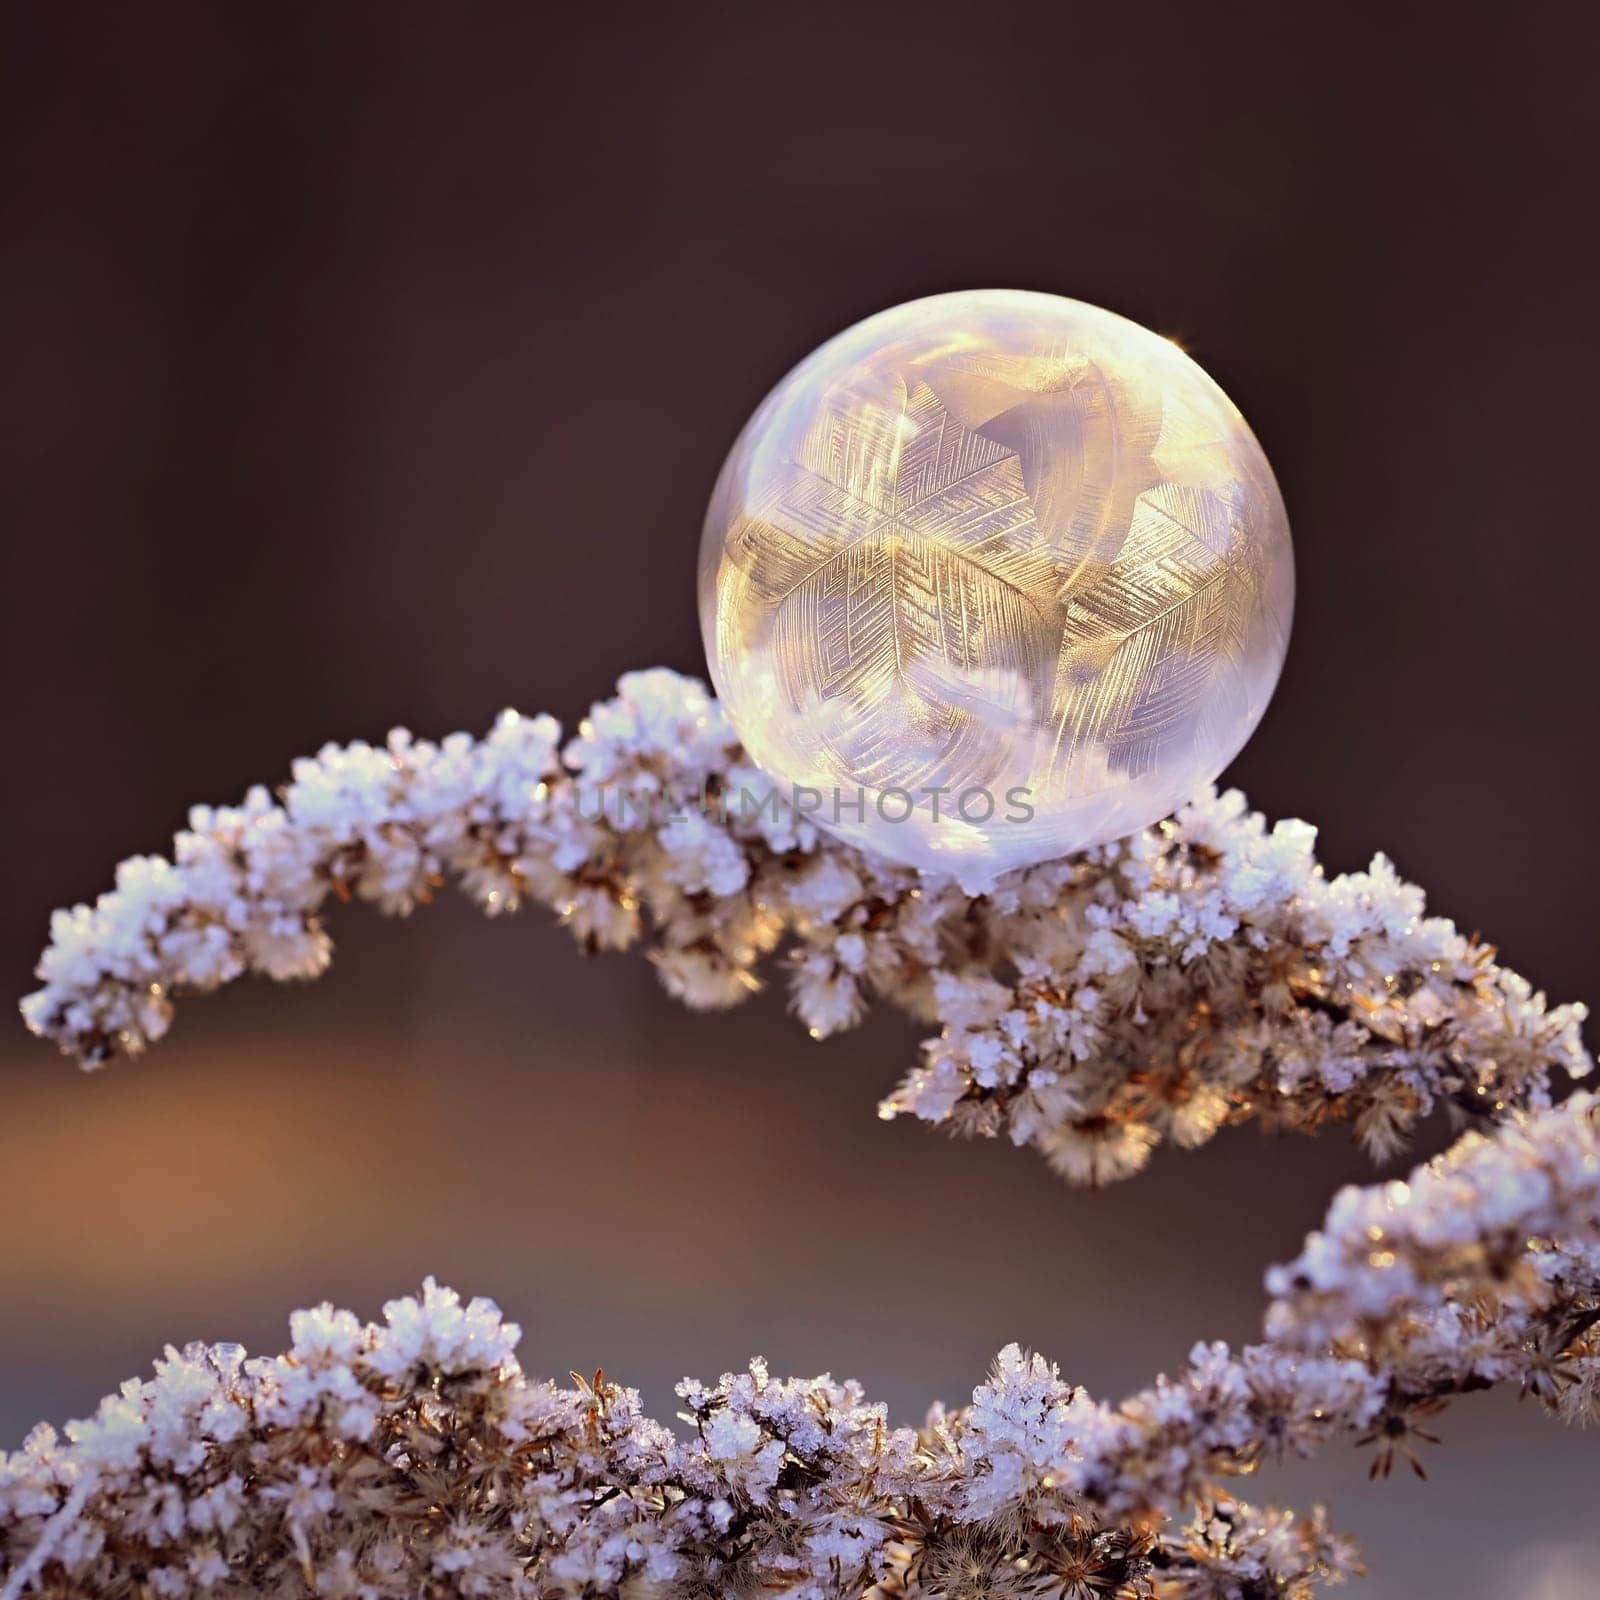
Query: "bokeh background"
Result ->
[[2, 5, 1597, 1595]]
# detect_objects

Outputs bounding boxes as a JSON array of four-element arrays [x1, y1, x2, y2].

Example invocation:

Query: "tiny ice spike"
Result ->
[[699, 289, 1294, 879]]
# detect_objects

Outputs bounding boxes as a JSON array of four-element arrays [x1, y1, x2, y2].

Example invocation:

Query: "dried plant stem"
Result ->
[[8, 670, 1595, 1596]]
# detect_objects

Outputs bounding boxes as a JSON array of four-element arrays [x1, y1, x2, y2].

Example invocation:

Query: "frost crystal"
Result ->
[[5, 1103, 1598, 1600], [20, 670, 1590, 1184], [9, 669, 1597, 1596]]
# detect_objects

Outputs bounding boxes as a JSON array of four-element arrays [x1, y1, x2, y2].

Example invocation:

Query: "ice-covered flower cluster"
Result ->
[[9, 669, 1600, 1595], [1265, 1093, 1600, 1426], [20, 670, 1591, 1187], [5, 1091, 1598, 1598]]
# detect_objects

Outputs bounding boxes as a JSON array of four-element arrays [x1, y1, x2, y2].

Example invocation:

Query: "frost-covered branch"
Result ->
[[1266, 1091, 1600, 1401], [10, 668, 1600, 1594], [3, 1278, 1328, 1600], [21, 670, 1590, 1185], [4, 1100, 1598, 1598]]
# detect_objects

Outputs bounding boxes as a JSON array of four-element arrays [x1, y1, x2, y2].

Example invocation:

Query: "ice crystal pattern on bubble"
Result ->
[[700, 291, 1294, 876]]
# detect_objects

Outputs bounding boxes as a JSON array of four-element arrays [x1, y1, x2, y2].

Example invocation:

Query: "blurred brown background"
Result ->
[[2, 4, 1597, 1594]]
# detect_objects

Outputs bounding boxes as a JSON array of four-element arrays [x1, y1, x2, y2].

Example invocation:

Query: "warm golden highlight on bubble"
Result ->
[[698, 290, 1294, 879]]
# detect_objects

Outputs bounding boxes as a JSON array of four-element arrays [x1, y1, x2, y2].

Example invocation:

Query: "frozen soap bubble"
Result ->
[[698, 289, 1293, 883]]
